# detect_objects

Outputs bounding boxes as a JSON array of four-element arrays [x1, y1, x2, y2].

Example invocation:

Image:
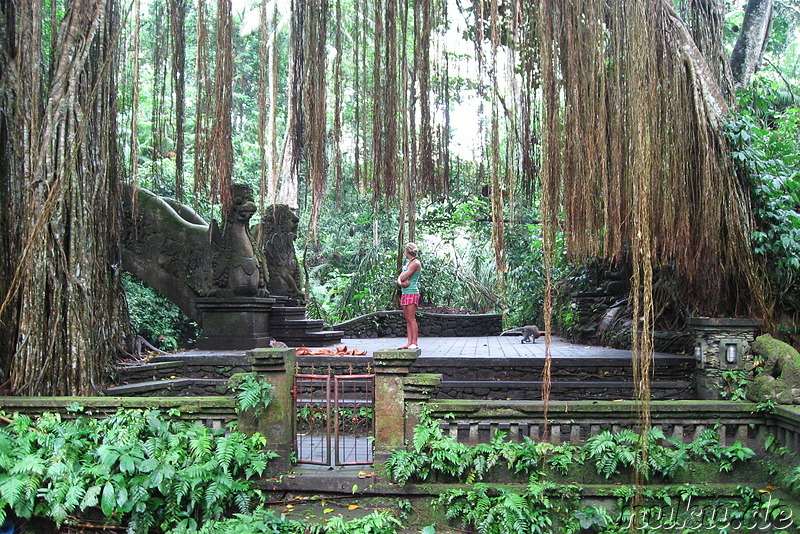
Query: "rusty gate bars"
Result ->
[[293, 373, 332, 465], [334, 374, 375, 465]]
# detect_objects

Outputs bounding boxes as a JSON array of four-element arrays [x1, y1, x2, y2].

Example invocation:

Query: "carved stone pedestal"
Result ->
[[196, 297, 275, 350], [688, 317, 761, 400]]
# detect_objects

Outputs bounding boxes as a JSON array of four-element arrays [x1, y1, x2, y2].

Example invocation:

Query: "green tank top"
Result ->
[[402, 262, 421, 295]]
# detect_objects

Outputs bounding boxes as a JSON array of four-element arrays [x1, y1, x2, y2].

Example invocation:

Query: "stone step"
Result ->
[[435, 380, 695, 401], [271, 318, 326, 332], [269, 306, 308, 320], [276, 330, 347, 347], [105, 378, 230, 397], [114, 360, 183, 383]]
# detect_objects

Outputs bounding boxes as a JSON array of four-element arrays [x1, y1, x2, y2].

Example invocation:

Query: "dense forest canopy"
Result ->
[[1, 0, 800, 395]]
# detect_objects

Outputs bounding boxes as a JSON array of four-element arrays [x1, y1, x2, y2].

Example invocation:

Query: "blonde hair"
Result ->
[[405, 242, 419, 257]]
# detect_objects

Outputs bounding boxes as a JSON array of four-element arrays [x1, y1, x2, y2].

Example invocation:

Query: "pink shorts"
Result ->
[[400, 293, 419, 306]]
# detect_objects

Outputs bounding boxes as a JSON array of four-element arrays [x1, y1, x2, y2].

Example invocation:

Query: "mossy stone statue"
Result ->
[[746, 334, 800, 404]]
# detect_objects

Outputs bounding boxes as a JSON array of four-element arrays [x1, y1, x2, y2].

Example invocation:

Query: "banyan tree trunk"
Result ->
[[0, 0, 127, 396]]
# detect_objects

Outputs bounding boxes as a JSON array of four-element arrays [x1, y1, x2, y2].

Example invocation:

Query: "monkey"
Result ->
[[501, 325, 542, 344], [269, 338, 289, 348]]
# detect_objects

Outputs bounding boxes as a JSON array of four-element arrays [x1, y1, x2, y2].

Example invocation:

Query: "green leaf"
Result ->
[[101, 481, 116, 517], [119, 454, 137, 474]]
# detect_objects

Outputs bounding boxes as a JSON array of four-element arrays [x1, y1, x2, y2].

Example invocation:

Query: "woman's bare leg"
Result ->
[[404, 303, 418, 347]]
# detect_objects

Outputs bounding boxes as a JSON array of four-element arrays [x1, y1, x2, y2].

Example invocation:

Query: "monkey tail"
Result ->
[[500, 327, 523, 335]]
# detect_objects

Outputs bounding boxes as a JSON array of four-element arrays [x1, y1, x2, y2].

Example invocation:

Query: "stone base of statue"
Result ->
[[196, 297, 276, 350]]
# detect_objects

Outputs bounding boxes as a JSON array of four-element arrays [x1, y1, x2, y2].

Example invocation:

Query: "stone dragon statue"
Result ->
[[121, 183, 304, 321]]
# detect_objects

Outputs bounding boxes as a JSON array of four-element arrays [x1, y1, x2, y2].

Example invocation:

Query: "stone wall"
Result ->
[[333, 310, 502, 338]]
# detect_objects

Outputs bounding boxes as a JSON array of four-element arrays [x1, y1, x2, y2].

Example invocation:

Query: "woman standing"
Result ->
[[397, 243, 422, 350]]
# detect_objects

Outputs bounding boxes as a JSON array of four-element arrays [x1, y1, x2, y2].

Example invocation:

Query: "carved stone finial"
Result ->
[[208, 183, 270, 297]]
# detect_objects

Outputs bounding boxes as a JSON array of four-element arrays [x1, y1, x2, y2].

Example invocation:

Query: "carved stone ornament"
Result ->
[[208, 183, 270, 298], [257, 204, 305, 305]]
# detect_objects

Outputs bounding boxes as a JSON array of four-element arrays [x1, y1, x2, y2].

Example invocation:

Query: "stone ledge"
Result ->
[[334, 310, 502, 338]]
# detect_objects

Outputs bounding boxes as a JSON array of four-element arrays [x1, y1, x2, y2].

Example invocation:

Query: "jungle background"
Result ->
[[2, 0, 800, 395]]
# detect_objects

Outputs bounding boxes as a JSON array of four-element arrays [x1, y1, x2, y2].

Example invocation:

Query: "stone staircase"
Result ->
[[268, 299, 344, 347], [106, 299, 343, 397], [106, 351, 251, 397]]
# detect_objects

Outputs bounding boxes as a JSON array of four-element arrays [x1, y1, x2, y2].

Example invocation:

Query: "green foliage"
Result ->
[[0, 407, 275, 533], [165, 507, 306, 533], [437, 482, 555, 534], [122, 273, 199, 350], [304, 205, 401, 323], [386, 415, 526, 484], [782, 465, 800, 498], [583, 429, 638, 479], [721, 369, 752, 401], [755, 399, 776, 414], [387, 415, 758, 487], [165, 507, 403, 534], [585, 427, 754, 480], [228, 373, 275, 417], [538, 442, 583, 476], [725, 88, 800, 316], [319, 510, 404, 534]]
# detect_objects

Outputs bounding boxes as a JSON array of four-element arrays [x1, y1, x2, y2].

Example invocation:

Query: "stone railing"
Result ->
[[0, 396, 237, 432], [333, 310, 502, 338], [5, 383, 799, 471], [416, 399, 800, 453]]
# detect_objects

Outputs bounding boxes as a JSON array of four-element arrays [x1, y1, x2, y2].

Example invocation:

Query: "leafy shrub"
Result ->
[[167, 508, 403, 534], [725, 88, 800, 318], [122, 273, 199, 350], [437, 481, 556, 534], [0, 406, 275, 533]]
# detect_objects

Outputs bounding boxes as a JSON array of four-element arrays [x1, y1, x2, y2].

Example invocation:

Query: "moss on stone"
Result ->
[[748, 334, 800, 404]]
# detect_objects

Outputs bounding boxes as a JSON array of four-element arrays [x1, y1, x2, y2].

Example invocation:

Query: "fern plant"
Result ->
[[437, 481, 560, 534], [228, 373, 275, 416], [584, 429, 638, 479], [389, 416, 760, 486], [0, 407, 276, 533]]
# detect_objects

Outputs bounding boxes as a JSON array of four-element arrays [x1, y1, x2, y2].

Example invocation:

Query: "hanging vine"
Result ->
[[257, 0, 270, 217], [193, 0, 212, 203], [332, 0, 343, 209], [415, 0, 434, 194], [209, 0, 234, 209], [303, 0, 328, 240], [170, 0, 186, 202], [129, 0, 141, 196]]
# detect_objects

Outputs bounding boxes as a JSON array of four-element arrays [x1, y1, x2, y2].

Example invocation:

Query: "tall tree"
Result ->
[[730, 0, 774, 89], [0, 0, 126, 396], [209, 0, 234, 208]]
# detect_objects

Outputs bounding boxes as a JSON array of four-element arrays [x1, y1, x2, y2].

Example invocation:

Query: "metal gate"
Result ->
[[293, 373, 375, 466]]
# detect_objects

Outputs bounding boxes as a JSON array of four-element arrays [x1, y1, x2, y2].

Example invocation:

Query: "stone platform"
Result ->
[[108, 335, 695, 400]]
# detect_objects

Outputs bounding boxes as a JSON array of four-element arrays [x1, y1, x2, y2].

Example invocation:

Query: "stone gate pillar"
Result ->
[[402, 373, 442, 439], [243, 347, 296, 474], [372, 349, 419, 465]]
